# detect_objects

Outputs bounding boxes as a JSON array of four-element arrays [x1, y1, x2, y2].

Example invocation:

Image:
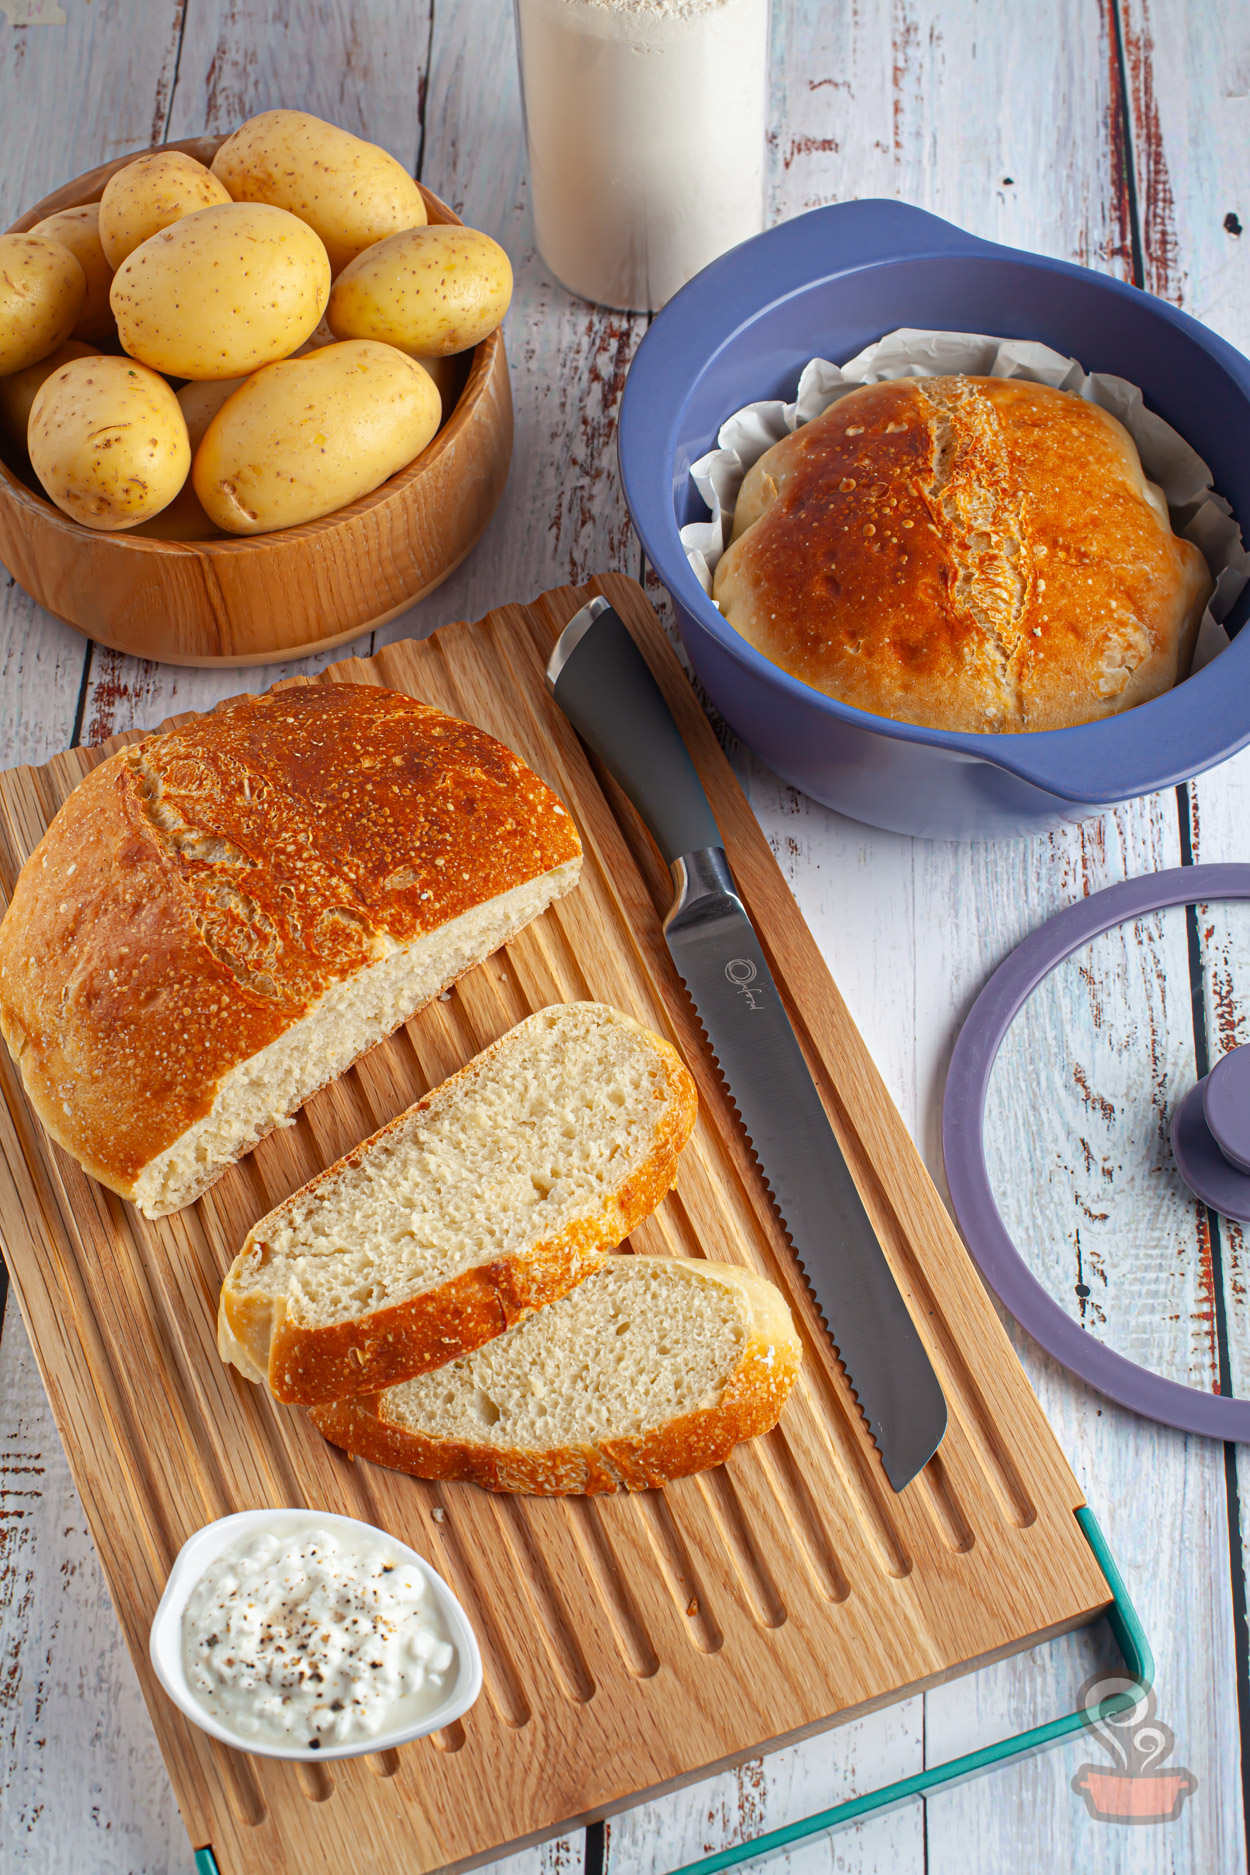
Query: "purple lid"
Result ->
[[943, 864, 1250, 1443]]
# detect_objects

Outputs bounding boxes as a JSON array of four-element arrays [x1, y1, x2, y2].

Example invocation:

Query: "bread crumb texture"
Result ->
[[713, 375, 1214, 733], [220, 1002, 698, 1402], [0, 686, 581, 1211], [311, 1255, 802, 1494]]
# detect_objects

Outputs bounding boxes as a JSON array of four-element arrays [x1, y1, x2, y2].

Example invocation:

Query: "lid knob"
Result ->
[[1203, 1044, 1250, 1173], [1172, 1044, 1250, 1223]]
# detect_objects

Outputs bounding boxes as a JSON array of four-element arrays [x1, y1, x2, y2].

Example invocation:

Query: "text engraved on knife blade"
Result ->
[[724, 956, 765, 1008]]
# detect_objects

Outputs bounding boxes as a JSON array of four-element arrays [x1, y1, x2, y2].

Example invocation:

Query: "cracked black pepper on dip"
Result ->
[[180, 1521, 456, 1749]]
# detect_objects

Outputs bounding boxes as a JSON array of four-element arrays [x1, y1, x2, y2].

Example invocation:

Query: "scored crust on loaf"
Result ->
[[712, 375, 1214, 734], [0, 684, 582, 1216], [219, 1003, 699, 1404], [309, 1255, 802, 1494]]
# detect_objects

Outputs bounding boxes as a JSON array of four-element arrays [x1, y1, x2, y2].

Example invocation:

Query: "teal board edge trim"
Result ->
[[665, 1506, 1152, 1875], [190, 1508, 1146, 1875]]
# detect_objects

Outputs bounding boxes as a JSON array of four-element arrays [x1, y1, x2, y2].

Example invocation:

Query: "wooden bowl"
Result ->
[[0, 137, 513, 666]]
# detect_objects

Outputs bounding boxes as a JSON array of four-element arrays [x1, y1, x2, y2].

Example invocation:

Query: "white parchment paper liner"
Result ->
[[680, 328, 1249, 674]]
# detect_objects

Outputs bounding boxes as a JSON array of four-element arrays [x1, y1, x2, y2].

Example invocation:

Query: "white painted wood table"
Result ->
[[1, 0, 1248, 1869]]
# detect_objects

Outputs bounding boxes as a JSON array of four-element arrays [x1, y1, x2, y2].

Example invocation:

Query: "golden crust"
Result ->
[[308, 1259, 802, 1495], [713, 375, 1214, 734], [0, 685, 582, 1201], [220, 1011, 700, 1404]]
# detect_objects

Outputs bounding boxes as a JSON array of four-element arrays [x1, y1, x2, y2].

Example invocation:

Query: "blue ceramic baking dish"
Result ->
[[618, 200, 1250, 840]]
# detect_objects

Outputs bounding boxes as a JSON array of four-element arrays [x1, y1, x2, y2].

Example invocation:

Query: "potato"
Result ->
[[0, 339, 103, 445], [98, 150, 231, 269], [292, 314, 337, 355], [0, 234, 85, 376], [30, 205, 115, 342], [192, 339, 440, 535], [176, 376, 248, 450], [28, 354, 191, 531], [129, 479, 221, 540], [211, 110, 426, 274], [110, 203, 330, 380], [326, 226, 512, 358], [128, 378, 253, 539]]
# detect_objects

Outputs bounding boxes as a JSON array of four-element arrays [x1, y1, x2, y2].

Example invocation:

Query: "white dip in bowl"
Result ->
[[149, 1508, 481, 1761]]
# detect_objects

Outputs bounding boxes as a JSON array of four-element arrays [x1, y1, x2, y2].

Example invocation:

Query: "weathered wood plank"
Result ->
[[912, 804, 1240, 1871], [768, 0, 1135, 272], [0, 587, 84, 769], [600, 1698, 924, 1873], [985, 903, 1212, 1391], [880, 812, 1245, 1875], [68, 0, 438, 738], [4, 0, 1249, 1865], [0, 1, 413, 1860], [604, 0, 1244, 1864], [0, 11, 640, 1864], [924, 1408, 1239, 1873], [0, 1297, 580, 1871], [68, 0, 646, 742], [0, 1307, 193, 1874], [1123, 0, 1250, 1860], [164, 0, 429, 166], [0, 575, 1110, 1873], [1125, 0, 1250, 1390], [602, 0, 1228, 1864], [0, 6, 193, 1850], [0, 0, 189, 765], [0, 0, 184, 224], [1180, 753, 1250, 1849], [375, 0, 647, 644], [1118, 0, 1250, 338], [1185, 756, 1250, 1393], [603, 786, 1245, 1875], [0, 1311, 582, 1875]]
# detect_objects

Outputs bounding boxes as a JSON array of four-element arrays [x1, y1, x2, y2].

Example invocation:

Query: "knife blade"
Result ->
[[547, 596, 947, 1491]]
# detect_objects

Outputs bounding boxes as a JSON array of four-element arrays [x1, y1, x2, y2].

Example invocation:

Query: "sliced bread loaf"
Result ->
[[310, 1255, 801, 1493], [219, 1003, 698, 1404], [0, 683, 581, 1217]]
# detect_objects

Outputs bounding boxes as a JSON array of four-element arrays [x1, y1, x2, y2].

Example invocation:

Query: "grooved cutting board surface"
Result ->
[[0, 574, 1108, 1875]]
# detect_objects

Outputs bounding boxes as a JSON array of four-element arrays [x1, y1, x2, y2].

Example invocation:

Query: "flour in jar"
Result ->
[[515, 0, 769, 311], [181, 1521, 456, 1749]]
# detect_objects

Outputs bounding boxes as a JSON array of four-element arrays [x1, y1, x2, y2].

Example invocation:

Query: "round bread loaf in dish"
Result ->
[[712, 375, 1214, 734], [219, 1004, 698, 1404], [0, 685, 581, 1218], [310, 1255, 801, 1494]]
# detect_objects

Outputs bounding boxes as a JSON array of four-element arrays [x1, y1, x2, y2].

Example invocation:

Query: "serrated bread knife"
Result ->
[[547, 597, 947, 1492]]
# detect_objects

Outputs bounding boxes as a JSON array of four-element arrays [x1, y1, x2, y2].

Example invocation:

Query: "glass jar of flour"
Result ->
[[514, 0, 769, 312]]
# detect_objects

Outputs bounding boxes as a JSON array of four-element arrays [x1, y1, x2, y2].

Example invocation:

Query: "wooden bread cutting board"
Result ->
[[0, 574, 1108, 1874]]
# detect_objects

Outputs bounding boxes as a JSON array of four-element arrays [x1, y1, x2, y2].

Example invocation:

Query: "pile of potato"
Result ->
[[0, 111, 512, 537]]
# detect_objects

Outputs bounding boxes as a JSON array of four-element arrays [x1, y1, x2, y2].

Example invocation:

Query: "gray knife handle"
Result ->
[[546, 599, 722, 867]]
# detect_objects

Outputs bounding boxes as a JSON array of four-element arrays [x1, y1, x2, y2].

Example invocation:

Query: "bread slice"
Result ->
[[0, 683, 582, 1218], [310, 1256, 801, 1494], [219, 1004, 698, 1404]]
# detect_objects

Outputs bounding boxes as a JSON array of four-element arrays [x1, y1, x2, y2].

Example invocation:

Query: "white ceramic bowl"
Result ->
[[149, 1508, 483, 1761]]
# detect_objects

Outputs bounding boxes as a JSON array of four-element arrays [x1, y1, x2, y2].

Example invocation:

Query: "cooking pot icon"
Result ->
[[1071, 1678, 1196, 1825]]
